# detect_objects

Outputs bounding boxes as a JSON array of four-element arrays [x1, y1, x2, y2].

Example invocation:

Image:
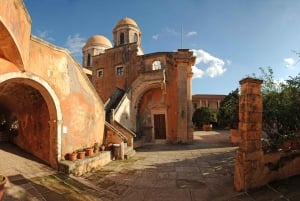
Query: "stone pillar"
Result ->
[[174, 49, 195, 143], [234, 78, 264, 191], [187, 70, 194, 142]]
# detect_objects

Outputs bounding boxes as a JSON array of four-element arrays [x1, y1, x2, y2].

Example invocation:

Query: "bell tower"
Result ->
[[82, 35, 112, 67], [113, 17, 142, 54]]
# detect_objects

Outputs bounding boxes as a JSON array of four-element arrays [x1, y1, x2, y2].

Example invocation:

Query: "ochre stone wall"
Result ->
[[0, 0, 31, 69], [92, 44, 140, 102], [0, 4, 105, 169], [28, 37, 105, 162]]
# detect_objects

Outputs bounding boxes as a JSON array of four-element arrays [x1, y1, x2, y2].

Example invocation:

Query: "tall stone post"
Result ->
[[234, 78, 263, 191], [174, 49, 195, 143]]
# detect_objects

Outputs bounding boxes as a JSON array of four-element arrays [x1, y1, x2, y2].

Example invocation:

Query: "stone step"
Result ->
[[124, 146, 135, 160]]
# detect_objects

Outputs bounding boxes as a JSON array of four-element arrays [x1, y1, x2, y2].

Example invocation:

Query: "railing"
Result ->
[[104, 121, 127, 142]]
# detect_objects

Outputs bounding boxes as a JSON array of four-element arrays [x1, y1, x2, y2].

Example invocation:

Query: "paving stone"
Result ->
[[143, 188, 191, 201], [247, 185, 283, 201]]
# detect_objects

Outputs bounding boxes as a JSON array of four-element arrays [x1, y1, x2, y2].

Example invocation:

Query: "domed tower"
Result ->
[[113, 17, 143, 54], [82, 35, 112, 67]]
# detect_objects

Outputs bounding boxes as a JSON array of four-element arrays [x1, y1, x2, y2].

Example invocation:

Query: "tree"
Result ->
[[192, 107, 214, 129], [218, 88, 239, 129], [257, 67, 300, 150]]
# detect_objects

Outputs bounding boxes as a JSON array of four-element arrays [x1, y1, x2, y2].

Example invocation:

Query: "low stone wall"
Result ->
[[261, 150, 300, 184], [58, 151, 111, 176]]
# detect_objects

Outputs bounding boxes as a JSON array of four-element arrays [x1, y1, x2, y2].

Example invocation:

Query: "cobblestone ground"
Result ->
[[1, 130, 300, 201]]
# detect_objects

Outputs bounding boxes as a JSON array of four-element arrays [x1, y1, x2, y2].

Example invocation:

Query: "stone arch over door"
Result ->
[[0, 72, 62, 169], [132, 85, 166, 141]]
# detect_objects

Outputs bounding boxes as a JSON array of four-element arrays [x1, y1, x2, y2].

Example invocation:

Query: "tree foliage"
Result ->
[[259, 67, 300, 143], [218, 88, 239, 129], [192, 107, 215, 129]]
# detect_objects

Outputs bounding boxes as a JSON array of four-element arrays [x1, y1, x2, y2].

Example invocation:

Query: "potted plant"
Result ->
[[68, 152, 77, 161], [0, 175, 7, 200], [76, 148, 85, 159], [94, 142, 99, 154], [85, 147, 94, 156], [192, 107, 214, 131]]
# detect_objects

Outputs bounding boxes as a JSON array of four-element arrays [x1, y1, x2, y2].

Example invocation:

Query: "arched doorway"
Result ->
[[136, 87, 167, 142], [0, 73, 61, 168]]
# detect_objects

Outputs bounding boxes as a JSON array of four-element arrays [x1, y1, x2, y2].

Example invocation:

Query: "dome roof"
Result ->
[[115, 17, 138, 28], [84, 35, 112, 48]]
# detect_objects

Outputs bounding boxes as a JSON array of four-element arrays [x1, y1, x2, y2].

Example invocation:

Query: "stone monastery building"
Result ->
[[82, 17, 195, 144], [0, 0, 195, 172]]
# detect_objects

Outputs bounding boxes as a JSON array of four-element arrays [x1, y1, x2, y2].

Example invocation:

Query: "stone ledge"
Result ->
[[58, 151, 111, 176]]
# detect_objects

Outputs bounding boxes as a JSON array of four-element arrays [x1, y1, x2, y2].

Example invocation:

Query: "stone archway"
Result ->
[[0, 72, 62, 169], [134, 87, 167, 142]]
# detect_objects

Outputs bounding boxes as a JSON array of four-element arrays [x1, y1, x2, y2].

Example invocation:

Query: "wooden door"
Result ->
[[153, 114, 166, 139]]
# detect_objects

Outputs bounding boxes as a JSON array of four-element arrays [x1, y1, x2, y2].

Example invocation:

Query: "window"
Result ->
[[134, 33, 138, 42], [120, 33, 125, 45], [116, 66, 124, 76], [97, 69, 104, 78], [152, 60, 162, 70], [87, 53, 91, 66]]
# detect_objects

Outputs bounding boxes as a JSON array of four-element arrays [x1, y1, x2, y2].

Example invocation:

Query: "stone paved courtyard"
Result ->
[[1, 130, 300, 200]]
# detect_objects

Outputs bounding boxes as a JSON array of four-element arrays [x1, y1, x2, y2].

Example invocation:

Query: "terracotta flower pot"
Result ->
[[202, 124, 212, 131], [85, 147, 94, 156], [68, 152, 77, 161], [77, 151, 85, 159]]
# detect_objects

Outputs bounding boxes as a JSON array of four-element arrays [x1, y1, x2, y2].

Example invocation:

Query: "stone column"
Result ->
[[174, 49, 195, 143], [234, 77, 264, 191], [187, 70, 194, 142], [176, 62, 188, 142]]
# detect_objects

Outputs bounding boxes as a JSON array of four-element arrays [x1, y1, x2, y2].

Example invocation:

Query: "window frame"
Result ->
[[96, 68, 104, 78], [120, 32, 125, 45], [87, 53, 91, 67], [116, 66, 124, 76]]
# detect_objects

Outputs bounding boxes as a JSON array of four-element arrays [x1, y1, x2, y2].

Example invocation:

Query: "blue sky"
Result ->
[[24, 0, 300, 95]]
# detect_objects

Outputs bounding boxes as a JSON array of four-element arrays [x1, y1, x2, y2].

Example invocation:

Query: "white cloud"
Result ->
[[65, 34, 85, 55], [152, 34, 159, 40], [186, 31, 197, 37], [192, 49, 227, 78], [284, 57, 295, 69], [192, 66, 205, 78], [37, 30, 55, 41]]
